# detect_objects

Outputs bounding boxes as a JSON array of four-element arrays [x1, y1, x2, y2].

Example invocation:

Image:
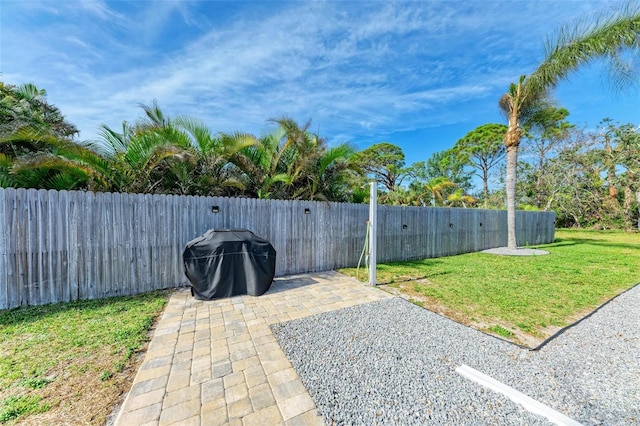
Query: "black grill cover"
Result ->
[[183, 229, 276, 300]]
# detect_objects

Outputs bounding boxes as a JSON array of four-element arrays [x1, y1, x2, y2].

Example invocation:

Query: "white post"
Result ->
[[368, 181, 377, 286]]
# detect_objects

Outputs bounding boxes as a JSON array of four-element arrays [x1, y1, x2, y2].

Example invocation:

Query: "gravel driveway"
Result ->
[[272, 284, 640, 425]]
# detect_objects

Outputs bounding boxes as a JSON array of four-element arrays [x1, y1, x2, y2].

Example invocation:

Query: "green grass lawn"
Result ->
[[340, 229, 639, 346], [0, 291, 170, 425]]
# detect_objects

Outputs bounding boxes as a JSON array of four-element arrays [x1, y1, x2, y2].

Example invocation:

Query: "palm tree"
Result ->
[[499, 5, 640, 249], [173, 116, 257, 196], [96, 120, 193, 194], [95, 103, 201, 194], [0, 82, 78, 139], [422, 176, 455, 206], [1, 126, 116, 191], [0, 87, 116, 190], [307, 143, 355, 201], [233, 131, 291, 199], [234, 117, 343, 200], [447, 189, 477, 208]]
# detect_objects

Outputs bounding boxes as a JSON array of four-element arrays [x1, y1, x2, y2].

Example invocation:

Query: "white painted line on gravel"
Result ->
[[455, 364, 583, 426]]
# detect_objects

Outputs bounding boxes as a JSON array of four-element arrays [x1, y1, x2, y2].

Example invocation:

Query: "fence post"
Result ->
[[369, 182, 377, 286], [0, 189, 6, 309]]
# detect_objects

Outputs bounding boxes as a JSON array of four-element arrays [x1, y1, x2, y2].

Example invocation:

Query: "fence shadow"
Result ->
[[267, 276, 321, 294], [553, 237, 639, 250]]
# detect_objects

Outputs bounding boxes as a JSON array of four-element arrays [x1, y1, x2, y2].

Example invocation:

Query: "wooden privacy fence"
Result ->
[[0, 188, 555, 309]]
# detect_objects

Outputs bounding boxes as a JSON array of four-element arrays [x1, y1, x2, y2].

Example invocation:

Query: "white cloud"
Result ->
[[77, 0, 125, 21], [2, 0, 636, 163]]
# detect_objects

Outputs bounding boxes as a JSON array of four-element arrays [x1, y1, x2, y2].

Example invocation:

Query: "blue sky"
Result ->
[[2, 0, 638, 167]]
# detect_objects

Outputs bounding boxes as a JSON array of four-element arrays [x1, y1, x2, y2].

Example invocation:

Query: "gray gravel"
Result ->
[[271, 285, 640, 425]]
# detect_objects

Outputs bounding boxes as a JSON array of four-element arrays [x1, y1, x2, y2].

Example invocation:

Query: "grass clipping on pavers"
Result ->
[[340, 229, 640, 348], [0, 291, 170, 425]]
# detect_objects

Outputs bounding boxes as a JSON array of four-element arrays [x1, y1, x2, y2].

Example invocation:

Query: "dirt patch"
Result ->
[[11, 346, 147, 426], [2, 315, 162, 426]]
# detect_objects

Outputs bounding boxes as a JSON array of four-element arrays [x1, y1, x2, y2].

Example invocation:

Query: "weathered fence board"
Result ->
[[0, 190, 6, 310], [0, 188, 555, 309]]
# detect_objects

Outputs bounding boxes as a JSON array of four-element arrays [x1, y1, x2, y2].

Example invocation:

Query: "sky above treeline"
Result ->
[[2, 0, 639, 166]]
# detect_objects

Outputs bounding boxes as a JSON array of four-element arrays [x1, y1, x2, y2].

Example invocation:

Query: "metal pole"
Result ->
[[368, 181, 377, 286]]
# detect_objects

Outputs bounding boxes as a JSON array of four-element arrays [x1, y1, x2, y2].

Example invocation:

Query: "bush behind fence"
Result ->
[[0, 188, 555, 309]]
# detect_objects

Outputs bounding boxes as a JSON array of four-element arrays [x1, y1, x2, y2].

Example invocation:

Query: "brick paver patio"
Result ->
[[114, 271, 393, 426]]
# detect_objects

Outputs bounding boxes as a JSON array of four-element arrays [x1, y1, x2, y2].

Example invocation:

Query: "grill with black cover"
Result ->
[[183, 229, 276, 300]]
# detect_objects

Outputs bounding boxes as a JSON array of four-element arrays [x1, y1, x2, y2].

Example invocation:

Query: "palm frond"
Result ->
[[317, 144, 354, 176], [174, 115, 212, 153], [217, 132, 259, 157], [531, 4, 640, 96], [47, 173, 84, 191], [138, 100, 167, 128], [1, 124, 58, 146], [11, 154, 107, 190], [95, 122, 132, 157], [15, 83, 46, 101]]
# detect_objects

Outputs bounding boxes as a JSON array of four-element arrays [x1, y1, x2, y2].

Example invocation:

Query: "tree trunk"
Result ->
[[636, 189, 640, 230], [623, 186, 633, 228], [483, 166, 489, 209], [504, 111, 521, 249], [604, 136, 618, 200], [536, 155, 544, 208], [505, 144, 518, 248]]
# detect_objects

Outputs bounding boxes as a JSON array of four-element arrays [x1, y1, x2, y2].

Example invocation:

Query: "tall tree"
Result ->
[[533, 127, 600, 224], [596, 118, 622, 201], [611, 123, 640, 228], [351, 142, 406, 192], [499, 5, 640, 248], [522, 106, 573, 208], [409, 149, 472, 188], [453, 123, 507, 208]]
